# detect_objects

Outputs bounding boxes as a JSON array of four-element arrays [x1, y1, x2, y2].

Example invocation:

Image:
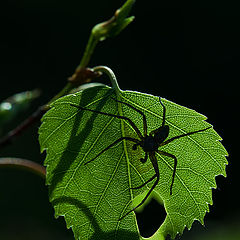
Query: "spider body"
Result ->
[[141, 135, 159, 152], [70, 96, 211, 220], [152, 125, 170, 145]]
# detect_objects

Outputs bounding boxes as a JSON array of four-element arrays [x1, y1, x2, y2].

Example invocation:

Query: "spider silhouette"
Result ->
[[70, 97, 210, 220]]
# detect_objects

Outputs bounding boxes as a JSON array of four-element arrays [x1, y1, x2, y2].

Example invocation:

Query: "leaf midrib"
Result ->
[[118, 93, 134, 218]]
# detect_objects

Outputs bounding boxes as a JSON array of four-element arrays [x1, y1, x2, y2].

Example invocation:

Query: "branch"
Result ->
[[68, 0, 135, 85], [0, 157, 46, 179], [0, 106, 45, 148], [0, 0, 135, 150]]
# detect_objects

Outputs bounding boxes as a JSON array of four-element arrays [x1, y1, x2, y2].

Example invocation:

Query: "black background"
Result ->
[[0, 0, 238, 239]]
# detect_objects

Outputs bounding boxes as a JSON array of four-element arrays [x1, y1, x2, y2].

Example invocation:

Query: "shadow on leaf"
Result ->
[[52, 196, 140, 240], [48, 87, 113, 198]]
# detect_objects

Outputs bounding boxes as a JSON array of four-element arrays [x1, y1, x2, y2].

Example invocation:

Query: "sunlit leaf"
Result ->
[[39, 85, 227, 239]]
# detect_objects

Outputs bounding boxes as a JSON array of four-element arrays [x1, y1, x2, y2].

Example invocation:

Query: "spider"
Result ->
[[70, 97, 210, 220]]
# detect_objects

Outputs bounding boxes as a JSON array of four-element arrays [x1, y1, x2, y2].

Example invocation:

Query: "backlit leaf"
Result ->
[[39, 85, 227, 239]]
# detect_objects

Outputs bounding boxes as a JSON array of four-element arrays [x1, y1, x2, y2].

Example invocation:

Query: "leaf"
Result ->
[[39, 85, 227, 239], [0, 89, 41, 135]]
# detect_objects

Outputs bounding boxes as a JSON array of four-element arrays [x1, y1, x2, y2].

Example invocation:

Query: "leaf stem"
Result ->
[[93, 66, 121, 94], [0, 1, 135, 151], [78, 34, 99, 70], [68, 0, 135, 85], [0, 157, 46, 179]]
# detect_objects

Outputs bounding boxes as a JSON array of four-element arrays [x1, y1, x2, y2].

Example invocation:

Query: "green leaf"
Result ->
[[39, 85, 227, 239]]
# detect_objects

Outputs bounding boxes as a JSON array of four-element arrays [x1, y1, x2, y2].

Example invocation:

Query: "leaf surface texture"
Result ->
[[39, 86, 227, 239]]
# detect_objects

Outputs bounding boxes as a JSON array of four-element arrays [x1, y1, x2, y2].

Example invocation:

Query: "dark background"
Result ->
[[0, 0, 238, 239]]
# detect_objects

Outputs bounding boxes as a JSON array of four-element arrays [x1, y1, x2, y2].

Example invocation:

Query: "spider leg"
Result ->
[[119, 152, 159, 221], [130, 173, 156, 190], [140, 152, 148, 163], [157, 150, 177, 195], [119, 176, 159, 220], [159, 97, 166, 127], [149, 97, 167, 136], [70, 103, 143, 140], [130, 153, 155, 189], [111, 98, 148, 136], [160, 126, 211, 147], [84, 137, 140, 165]]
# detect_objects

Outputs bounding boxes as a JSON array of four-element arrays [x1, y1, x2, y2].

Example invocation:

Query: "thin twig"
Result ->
[[0, 0, 135, 150], [0, 157, 46, 179], [0, 107, 46, 149]]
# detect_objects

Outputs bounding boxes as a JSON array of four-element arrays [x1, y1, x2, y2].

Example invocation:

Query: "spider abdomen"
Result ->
[[154, 125, 169, 144], [142, 136, 159, 152]]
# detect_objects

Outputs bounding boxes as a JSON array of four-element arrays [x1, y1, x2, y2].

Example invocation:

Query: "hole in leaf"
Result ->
[[134, 192, 166, 238]]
